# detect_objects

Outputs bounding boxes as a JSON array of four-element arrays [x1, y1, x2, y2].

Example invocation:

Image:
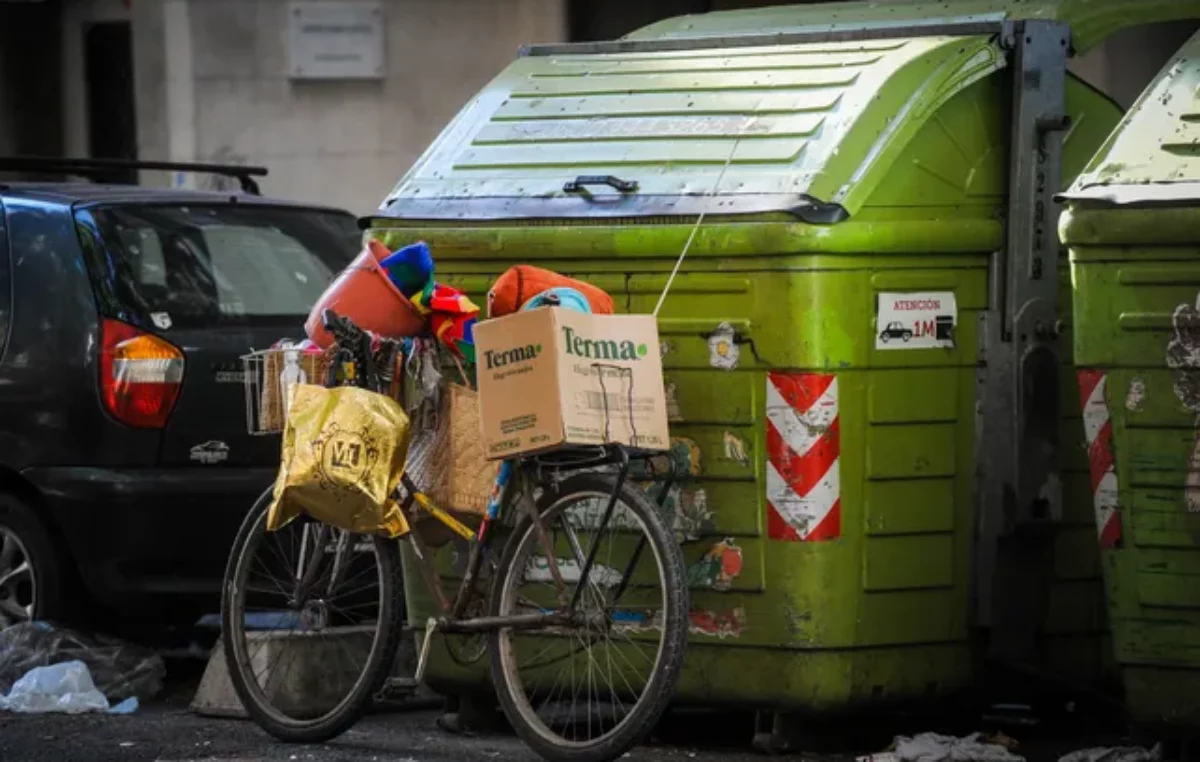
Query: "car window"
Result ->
[[74, 203, 360, 330]]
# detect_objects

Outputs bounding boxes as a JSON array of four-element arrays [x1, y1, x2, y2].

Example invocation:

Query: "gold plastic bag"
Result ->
[[267, 384, 412, 538]]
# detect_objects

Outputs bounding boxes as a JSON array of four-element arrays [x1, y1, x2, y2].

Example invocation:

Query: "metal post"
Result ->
[[975, 20, 1071, 663]]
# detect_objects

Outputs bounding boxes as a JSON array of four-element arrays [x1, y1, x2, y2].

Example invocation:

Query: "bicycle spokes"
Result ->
[[496, 490, 672, 745], [230, 517, 387, 721]]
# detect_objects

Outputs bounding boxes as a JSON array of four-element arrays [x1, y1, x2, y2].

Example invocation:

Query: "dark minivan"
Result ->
[[0, 160, 360, 631]]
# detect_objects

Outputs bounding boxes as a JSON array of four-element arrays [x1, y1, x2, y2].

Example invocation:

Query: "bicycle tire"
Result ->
[[488, 473, 688, 762], [221, 489, 405, 744]]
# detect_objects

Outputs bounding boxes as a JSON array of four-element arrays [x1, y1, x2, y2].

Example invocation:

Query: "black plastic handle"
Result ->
[[563, 175, 639, 194], [322, 309, 362, 344], [321, 308, 340, 332]]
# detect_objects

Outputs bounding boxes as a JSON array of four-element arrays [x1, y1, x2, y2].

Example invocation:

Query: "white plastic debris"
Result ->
[[892, 732, 1025, 762], [1059, 745, 1162, 762], [0, 660, 110, 714], [0, 621, 164, 702], [109, 697, 139, 715]]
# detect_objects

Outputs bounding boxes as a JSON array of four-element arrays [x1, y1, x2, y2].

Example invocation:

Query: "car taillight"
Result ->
[[99, 319, 185, 428]]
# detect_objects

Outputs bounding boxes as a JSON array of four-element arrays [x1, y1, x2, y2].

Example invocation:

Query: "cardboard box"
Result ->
[[474, 308, 670, 459]]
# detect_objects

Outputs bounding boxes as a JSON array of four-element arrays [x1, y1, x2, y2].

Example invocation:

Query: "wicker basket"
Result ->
[[428, 383, 496, 514], [406, 383, 497, 546]]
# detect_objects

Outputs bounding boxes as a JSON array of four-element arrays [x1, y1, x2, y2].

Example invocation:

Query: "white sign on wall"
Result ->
[[288, 1, 385, 80], [875, 291, 958, 350]]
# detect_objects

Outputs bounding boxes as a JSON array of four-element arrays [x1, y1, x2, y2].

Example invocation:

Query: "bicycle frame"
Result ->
[[315, 309, 679, 637], [232, 318, 690, 757], [395, 444, 678, 637]]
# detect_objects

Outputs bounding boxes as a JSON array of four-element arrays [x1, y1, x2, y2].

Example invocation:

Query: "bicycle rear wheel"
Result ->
[[488, 473, 688, 762], [221, 490, 404, 743]]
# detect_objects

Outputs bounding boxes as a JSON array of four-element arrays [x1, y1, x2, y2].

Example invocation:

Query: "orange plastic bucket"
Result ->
[[305, 239, 427, 349]]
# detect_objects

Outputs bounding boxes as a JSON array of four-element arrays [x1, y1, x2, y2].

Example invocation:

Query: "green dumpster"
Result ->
[[369, 7, 1129, 717], [1061, 30, 1200, 729]]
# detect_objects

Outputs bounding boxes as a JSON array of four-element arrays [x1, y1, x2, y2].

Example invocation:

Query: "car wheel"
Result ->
[[0, 494, 63, 630], [881, 334, 889, 343]]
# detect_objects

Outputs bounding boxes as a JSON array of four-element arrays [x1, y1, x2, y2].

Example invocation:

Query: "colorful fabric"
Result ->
[[371, 240, 479, 363], [411, 281, 480, 362], [432, 313, 477, 363], [379, 241, 435, 298], [410, 281, 480, 317]]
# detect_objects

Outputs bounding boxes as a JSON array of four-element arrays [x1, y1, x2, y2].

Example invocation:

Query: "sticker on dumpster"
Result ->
[[645, 483, 713, 543], [670, 437, 702, 477], [875, 292, 957, 350], [687, 538, 743, 591], [765, 372, 841, 543], [614, 606, 746, 639], [1077, 370, 1123, 548], [707, 322, 740, 370], [723, 431, 750, 467], [1166, 294, 1200, 514], [664, 381, 683, 422]]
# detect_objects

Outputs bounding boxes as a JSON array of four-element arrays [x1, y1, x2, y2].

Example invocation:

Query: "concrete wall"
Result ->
[[0, 2, 63, 167], [568, 0, 805, 41], [129, 0, 168, 185], [0, 25, 12, 159], [570, 0, 706, 41], [129, 0, 566, 215], [60, 0, 131, 160], [1070, 20, 1199, 109]]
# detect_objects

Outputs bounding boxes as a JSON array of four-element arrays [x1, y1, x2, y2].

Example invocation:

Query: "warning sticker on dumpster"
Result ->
[[875, 292, 957, 350]]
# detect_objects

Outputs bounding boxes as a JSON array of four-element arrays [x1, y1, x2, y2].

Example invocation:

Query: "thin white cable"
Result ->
[[652, 108, 760, 317]]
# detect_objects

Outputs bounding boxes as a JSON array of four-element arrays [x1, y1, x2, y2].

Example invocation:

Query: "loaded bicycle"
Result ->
[[221, 309, 688, 762]]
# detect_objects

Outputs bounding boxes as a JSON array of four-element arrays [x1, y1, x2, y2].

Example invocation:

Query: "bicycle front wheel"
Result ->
[[221, 489, 404, 744], [488, 473, 688, 762]]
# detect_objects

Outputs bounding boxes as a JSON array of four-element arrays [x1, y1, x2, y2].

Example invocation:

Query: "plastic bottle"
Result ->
[[280, 347, 307, 417]]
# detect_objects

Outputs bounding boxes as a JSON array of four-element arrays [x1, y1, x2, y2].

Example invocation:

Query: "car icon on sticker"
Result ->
[[190, 440, 230, 465], [878, 321, 913, 343]]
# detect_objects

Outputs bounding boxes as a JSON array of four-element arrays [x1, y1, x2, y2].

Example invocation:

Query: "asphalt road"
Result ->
[[0, 696, 1161, 762], [0, 656, 1163, 762], [0, 705, 769, 762]]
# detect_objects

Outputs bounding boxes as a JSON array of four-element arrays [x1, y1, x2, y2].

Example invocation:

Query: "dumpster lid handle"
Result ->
[[563, 175, 639, 194]]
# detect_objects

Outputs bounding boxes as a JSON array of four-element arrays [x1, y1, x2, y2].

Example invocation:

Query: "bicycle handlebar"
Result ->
[[321, 309, 362, 342], [320, 310, 375, 388]]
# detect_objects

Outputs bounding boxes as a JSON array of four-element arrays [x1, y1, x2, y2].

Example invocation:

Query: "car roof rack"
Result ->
[[0, 156, 268, 195]]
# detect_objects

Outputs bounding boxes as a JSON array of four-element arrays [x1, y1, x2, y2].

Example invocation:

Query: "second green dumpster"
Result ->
[[1061, 28, 1200, 729]]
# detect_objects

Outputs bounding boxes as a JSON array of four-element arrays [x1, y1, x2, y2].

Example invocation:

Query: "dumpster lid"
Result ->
[[1060, 28, 1200, 208], [378, 33, 1003, 222], [625, 0, 1200, 56]]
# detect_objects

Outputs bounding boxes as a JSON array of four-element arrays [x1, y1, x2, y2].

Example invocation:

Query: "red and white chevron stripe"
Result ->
[[1077, 369, 1122, 549], [765, 372, 841, 542]]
